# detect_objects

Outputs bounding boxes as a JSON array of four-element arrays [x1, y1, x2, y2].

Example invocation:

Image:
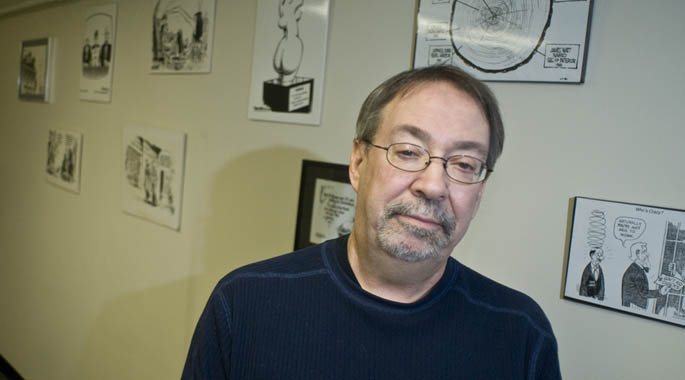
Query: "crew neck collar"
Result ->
[[323, 235, 458, 311]]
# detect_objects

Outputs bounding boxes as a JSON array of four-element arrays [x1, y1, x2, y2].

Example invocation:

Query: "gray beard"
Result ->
[[376, 200, 457, 262]]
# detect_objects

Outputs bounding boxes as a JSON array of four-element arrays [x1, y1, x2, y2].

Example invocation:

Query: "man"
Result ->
[[99, 30, 112, 68], [182, 66, 560, 379], [579, 248, 605, 300], [621, 241, 668, 309]]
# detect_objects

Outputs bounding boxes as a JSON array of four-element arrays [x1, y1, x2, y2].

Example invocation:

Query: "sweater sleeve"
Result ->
[[181, 290, 232, 379], [532, 334, 561, 380]]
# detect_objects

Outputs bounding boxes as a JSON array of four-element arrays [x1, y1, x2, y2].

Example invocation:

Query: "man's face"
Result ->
[[350, 81, 489, 262], [591, 250, 603, 265], [637, 247, 650, 266]]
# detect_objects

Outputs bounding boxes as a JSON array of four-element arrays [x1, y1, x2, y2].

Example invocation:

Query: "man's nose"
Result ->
[[409, 157, 449, 201]]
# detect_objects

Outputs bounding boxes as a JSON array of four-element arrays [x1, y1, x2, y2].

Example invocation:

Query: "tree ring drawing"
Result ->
[[450, 0, 552, 73]]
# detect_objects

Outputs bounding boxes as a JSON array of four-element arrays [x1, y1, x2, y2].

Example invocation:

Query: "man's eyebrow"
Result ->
[[392, 124, 489, 158]]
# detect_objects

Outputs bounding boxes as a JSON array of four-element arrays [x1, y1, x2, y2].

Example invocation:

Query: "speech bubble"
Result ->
[[613, 217, 646, 247]]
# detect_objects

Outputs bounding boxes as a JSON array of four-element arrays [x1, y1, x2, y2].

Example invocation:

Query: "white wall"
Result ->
[[0, 1, 682, 379]]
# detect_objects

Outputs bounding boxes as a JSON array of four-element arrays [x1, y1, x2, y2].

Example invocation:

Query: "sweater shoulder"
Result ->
[[214, 239, 331, 291], [452, 260, 554, 336]]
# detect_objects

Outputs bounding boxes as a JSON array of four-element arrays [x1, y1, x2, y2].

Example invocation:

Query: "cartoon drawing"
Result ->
[[565, 197, 685, 326], [151, 0, 216, 73], [80, 4, 117, 102], [621, 241, 669, 310], [579, 248, 605, 300], [45, 129, 82, 193], [449, 0, 552, 73], [262, 0, 314, 113], [122, 127, 186, 230], [414, 0, 593, 83]]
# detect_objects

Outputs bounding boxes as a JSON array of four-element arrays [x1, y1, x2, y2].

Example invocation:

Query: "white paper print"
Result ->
[[309, 178, 357, 245], [122, 126, 187, 230], [80, 3, 117, 102], [151, 0, 216, 74], [414, 0, 593, 83], [46, 129, 83, 193], [248, 0, 330, 125]]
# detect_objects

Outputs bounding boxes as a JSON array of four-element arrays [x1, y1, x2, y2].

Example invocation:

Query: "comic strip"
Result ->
[[122, 126, 187, 230], [564, 197, 685, 326], [414, 0, 593, 83]]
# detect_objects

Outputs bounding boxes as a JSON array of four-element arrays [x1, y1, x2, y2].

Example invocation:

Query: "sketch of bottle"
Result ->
[[262, 0, 313, 113]]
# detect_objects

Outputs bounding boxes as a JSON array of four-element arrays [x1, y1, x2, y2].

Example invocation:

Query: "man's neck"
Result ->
[[346, 232, 449, 304]]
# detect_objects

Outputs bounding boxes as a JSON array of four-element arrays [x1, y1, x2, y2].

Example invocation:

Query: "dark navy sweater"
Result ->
[[182, 236, 561, 379]]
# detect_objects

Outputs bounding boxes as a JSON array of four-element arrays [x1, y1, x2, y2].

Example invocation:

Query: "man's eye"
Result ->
[[455, 161, 475, 172], [396, 149, 420, 159]]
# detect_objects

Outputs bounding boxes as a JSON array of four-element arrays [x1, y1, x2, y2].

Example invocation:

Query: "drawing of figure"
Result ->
[[60, 147, 75, 182], [621, 242, 669, 310], [100, 30, 112, 68], [579, 248, 605, 300], [91, 30, 101, 68], [144, 162, 158, 206], [82, 37, 92, 66], [273, 0, 304, 85]]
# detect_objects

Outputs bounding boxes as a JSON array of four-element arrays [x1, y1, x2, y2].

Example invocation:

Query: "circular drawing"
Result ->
[[450, 0, 552, 73]]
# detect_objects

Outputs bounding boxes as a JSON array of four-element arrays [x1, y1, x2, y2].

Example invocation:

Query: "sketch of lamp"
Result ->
[[263, 0, 313, 113]]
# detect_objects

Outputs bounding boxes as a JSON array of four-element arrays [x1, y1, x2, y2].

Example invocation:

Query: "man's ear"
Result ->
[[349, 140, 365, 192]]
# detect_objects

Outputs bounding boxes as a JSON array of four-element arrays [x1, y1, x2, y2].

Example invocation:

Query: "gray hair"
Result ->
[[355, 65, 505, 170]]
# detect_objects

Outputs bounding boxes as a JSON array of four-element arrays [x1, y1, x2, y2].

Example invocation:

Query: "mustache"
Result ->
[[383, 200, 456, 236]]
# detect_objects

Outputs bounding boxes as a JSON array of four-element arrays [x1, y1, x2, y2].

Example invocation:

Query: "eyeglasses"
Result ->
[[364, 141, 491, 184]]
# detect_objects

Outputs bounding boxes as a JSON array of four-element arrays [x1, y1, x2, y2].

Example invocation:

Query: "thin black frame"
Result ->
[[563, 196, 685, 328], [294, 159, 351, 251], [18, 37, 52, 102]]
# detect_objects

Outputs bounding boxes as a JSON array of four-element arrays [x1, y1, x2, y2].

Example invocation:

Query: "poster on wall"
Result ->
[[46, 129, 83, 193], [247, 0, 330, 126], [122, 126, 187, 230], [150, 0, 216, 74], [18, 37, 54, 102], [413, 0, 593, 83], [80, 3, 117, 102], [564, 197, 685, 327], [294, 160, 355, 250]]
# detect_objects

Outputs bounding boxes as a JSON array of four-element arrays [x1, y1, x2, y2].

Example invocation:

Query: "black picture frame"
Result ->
[[294, 159, 353, 250], [563, 196, 685, 327]]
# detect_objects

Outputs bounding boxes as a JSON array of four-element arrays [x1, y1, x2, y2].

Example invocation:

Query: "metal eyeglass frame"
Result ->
[[363, 140, 492, 184]]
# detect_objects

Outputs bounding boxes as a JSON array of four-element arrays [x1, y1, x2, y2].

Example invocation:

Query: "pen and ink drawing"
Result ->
[[248, 0, 330, 126], [151, 0, 216, 74], [122, 126, 186, 231], [46, 129, 83, 194], [564, 197, 685, 326], [309, 178, 357, 245], [414, 0, 593, 83], [80, 4, 117, 102], [18, 37, 52, 102]]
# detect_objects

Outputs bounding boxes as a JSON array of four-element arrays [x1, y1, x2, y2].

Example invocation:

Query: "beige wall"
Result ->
[[0, 1, 683, 379]]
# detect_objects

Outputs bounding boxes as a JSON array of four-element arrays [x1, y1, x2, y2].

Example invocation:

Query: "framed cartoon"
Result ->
[[18, 37, 54, 102], [80, 3, 117, 102], [46, 129, 83, 194], [150, 0, 216, 74], [248, 0, 330, 125], [564, 196, 685, 327], [122, 126, 187, 230], [294, 160, 356, 250], [413, 0, 594, 83]]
